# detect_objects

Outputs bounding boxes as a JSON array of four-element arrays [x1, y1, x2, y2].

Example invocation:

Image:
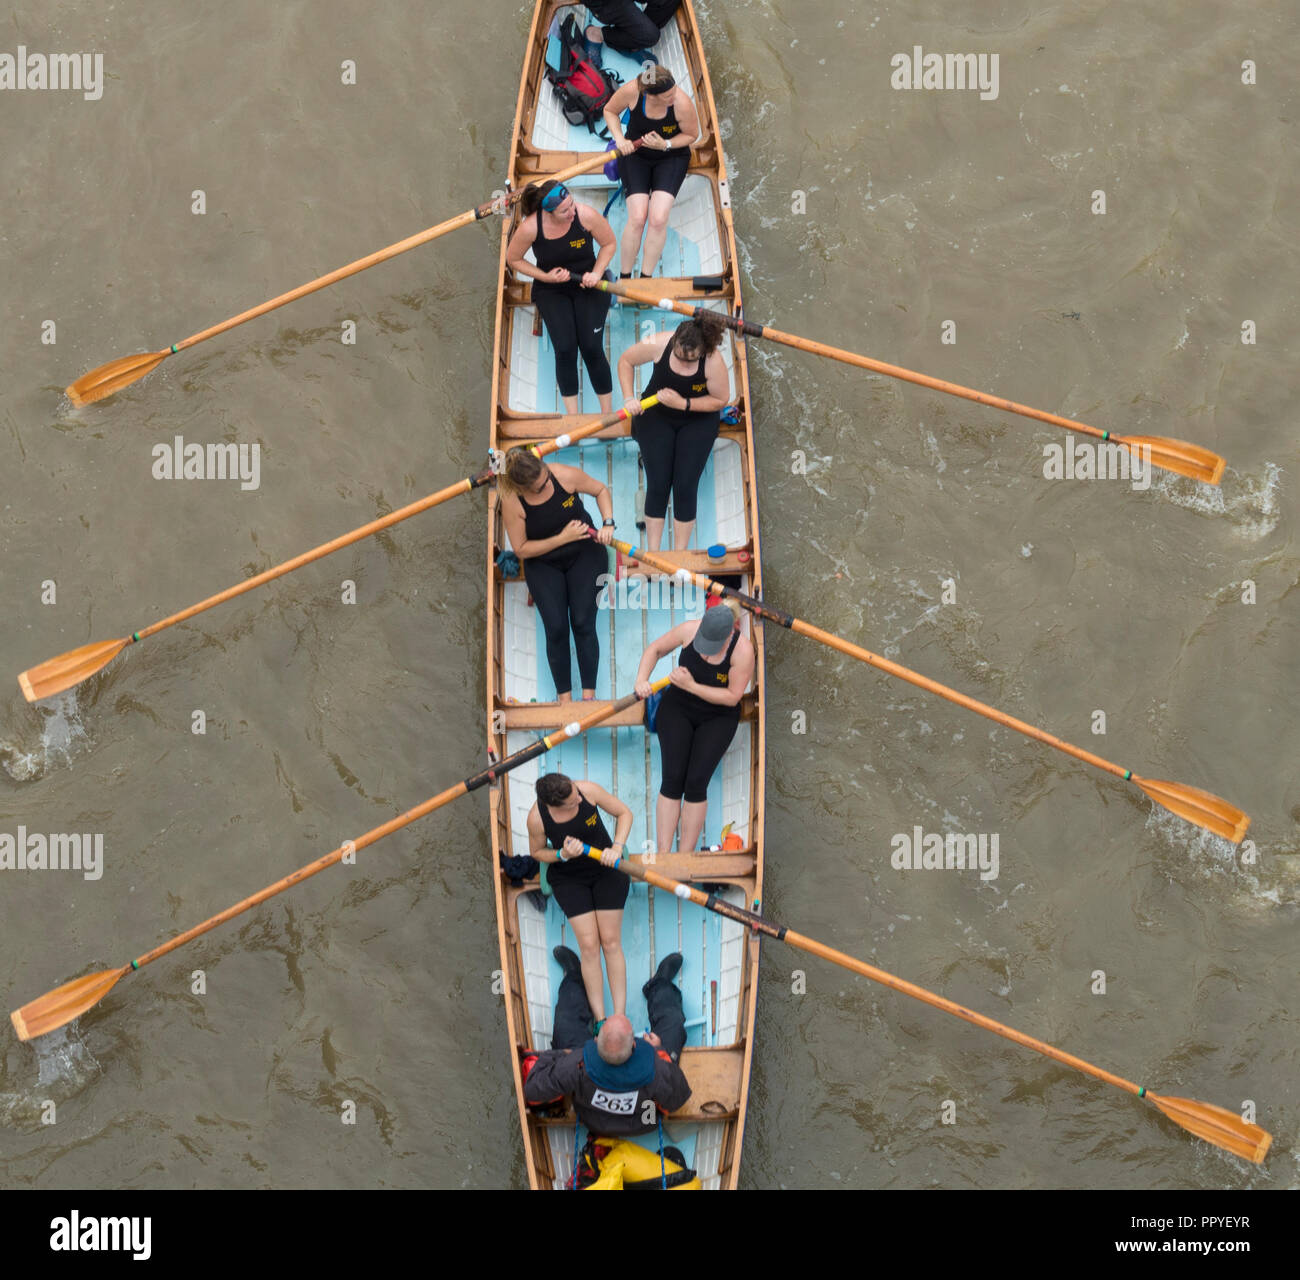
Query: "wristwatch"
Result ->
[[603, 518, 615, 527]]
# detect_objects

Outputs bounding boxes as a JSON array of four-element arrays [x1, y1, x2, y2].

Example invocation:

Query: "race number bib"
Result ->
[[590, 1088, 639, 1116]]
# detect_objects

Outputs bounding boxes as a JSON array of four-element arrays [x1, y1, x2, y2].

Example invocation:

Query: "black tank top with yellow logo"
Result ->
[[540, 787, 614, 879], [532, 210, 597, 294], [665, 629, 742, 719], [520, 469, 596, 567]]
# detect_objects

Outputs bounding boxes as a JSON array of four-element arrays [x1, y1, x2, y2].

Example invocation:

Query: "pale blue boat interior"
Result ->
[[507, 5, 750, 1190]]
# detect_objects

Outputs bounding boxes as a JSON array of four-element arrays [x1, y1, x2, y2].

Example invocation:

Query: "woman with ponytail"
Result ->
[[617, 313, 729, 551]]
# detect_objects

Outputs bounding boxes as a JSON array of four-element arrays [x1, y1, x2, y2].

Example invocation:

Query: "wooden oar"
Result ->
[[580, 845, 1270, 1163], [611, 538, 1249, 844], [67, 147, 638, 406], [9, 679, 669, 1043], [599, 280, 1226, 486], [18, 398, 656, 704]]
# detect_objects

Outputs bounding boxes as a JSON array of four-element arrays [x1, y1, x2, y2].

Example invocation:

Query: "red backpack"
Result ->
[[546, 15, 621, 138]]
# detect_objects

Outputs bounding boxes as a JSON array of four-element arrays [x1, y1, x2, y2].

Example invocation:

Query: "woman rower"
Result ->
[[498, 447, 615, 701], [635, 601, 754, 853], [603, 65, 700, 278], [526, 772, 633, 1026], [506, 181, 617, 414], [619, 312, 728, 551]]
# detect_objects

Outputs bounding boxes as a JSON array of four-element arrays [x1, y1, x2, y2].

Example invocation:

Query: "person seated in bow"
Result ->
[[635, 601, 754, 853], [526, 772, 633, 1025], [603, 65, 700, 278], [498, 447, 616, 701], [522, 947, 690, 1139], [506, 181, 617, 414], [580, 1, 682, 68], [618, 312, 728, 551]]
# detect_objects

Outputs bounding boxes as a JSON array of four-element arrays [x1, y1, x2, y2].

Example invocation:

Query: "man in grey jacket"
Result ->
[[523, 946, 690, 1136]]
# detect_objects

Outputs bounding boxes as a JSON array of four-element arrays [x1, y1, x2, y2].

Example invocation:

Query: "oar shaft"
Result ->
[[175, 150, 620, 352], [605, 282, 1114, 447], [613, 540, 1129, 780], [133, 680, 668, 972], [135, 400, 649, 643], [590, 847, 1141, 1099], [133, 781, 467, 967]]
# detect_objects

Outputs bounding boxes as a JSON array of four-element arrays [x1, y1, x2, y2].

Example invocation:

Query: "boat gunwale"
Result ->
[[485, 0, 765, 1190]]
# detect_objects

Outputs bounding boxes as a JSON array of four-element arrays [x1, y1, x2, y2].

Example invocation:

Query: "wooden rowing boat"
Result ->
[[485, 0, 765, 1189]]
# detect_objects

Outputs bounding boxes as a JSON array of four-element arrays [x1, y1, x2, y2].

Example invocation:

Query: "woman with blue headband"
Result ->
[[508, 180, 618, 413]]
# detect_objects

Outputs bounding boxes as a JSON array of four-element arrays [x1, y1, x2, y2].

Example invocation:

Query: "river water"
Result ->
[[0, 0, 1295, 1190]]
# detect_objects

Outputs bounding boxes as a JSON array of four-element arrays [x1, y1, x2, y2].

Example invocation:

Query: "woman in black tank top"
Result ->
[[526, 772, 634, 1024], [618, 313, 729, 552], [635, 602, 756, 854], [499, 448, 616, 700], [602, 65, 701, 276], [506, 181, 617, 413]]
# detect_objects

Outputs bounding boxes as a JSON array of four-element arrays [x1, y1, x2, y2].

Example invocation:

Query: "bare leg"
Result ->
[[557, 690, 573, 703], [679, 799, 708, 852], [656, 792, 681, 853], [582, 688, 596, 699], [640, 192, 676, 277], [596, 910, 626, 1017], [561, 393, 580, 414], [621, 194, 649, 274], [645, 515, 665, 551], [598, 391, 613, 413], [569, 912, 606, 1022], [672, 517, 694, 551]]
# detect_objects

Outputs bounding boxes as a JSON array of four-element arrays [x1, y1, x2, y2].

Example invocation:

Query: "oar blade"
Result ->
[[1119, 435, 1226, 486], [19, 637, 131, 703], [1147, 1092, 1272, 1164], [66, 349, 171, 407], [11, 966, 131, 1042], [1135, 776, 1250, 844]]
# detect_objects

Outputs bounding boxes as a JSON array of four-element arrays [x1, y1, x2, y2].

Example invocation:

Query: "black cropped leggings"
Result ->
[[656, 696, 739, 804], [632, 408, 719, 523], [524, 541, 606, 695], [534, 287, 613, 399]]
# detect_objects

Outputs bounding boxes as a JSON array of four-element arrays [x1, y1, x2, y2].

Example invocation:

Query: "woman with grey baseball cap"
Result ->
[[634, 600, 755, 852]]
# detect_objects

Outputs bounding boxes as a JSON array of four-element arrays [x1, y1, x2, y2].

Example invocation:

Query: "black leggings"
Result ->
[[656, 695, 739, 803], [524, 540, 606, 695], [534, 287, 613, 399], [633, 408, 719, 523], [586, 0, 681, 53]]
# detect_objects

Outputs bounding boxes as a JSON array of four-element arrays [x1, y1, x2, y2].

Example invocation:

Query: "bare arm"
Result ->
[[578, 206, 617, 284], [671, 92, 701, 149], [618, 335, 670, 405], [527, 805, 561, 865], [603, 82, 638, 150], [636, 621, 695, 688], [576, 780, 634, 853]]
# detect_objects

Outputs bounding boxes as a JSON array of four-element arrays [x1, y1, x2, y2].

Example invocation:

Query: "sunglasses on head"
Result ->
[[541, 184, 570, 212]]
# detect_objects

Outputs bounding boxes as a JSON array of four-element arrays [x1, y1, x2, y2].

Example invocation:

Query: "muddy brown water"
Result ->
[[0, 0, 1295, 1189]]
